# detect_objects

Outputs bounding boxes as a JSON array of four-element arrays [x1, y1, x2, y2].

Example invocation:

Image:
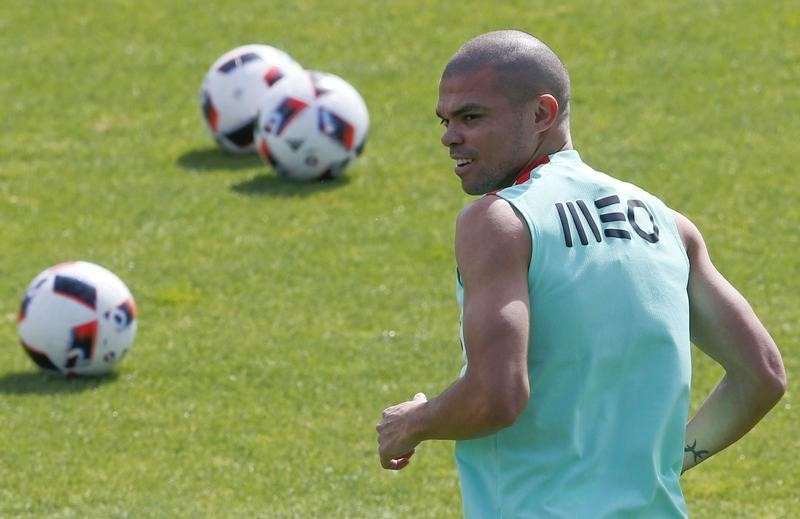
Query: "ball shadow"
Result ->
[[0, 370, 120, 395], [231, 173, 352, 198], [177, 147, 263, 172]]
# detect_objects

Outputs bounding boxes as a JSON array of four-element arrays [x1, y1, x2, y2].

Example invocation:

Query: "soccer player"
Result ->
[[376, 30, 786, 517]]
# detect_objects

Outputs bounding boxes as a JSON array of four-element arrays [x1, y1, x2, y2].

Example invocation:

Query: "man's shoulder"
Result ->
[[455, 195, 532, 283], [456, 196, 531, 260], [670, 210, 703, 257], [457, 195, 527, 238]]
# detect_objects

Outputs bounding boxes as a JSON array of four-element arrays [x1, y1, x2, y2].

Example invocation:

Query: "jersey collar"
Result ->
[[512, 154, 551, 185]]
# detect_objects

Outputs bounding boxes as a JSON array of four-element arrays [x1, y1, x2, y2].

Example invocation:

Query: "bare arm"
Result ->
[[674, 211, 786, 473], [416, 195, 531, 439], [377, 196, 531, 468]]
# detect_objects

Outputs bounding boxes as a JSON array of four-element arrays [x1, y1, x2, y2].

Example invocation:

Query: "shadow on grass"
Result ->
[[177, 147, 263, 172], [0, 370, 119, 395], [231, 173, 351, 197]]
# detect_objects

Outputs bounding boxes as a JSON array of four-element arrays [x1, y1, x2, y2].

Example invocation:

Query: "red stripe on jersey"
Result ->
[[486, 154, 551, 197], [513, 154, 550, 185]]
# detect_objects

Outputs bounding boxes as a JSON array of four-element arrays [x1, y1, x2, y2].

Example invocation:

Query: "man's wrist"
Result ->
[[408, 400, 430, 445]]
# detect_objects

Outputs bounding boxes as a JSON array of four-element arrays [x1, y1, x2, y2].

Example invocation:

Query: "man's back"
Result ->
[[456, 150, 691, 518]]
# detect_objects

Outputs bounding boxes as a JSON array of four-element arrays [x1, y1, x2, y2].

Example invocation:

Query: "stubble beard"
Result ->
[[464, 154, 524, 196], [463, 116, 537, 196], [463, 174, 495, 196]]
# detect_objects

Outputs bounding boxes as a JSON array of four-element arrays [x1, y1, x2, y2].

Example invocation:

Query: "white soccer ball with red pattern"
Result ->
[[17, 262, 138, 376], [254, 70, 369, 181], [200, 44, 305, 153]]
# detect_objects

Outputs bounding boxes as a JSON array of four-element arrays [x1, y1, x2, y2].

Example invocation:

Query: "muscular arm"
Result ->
[[377, 196, 531, 468], [674, 211, 786, 473], [416, 195, 531, 440]]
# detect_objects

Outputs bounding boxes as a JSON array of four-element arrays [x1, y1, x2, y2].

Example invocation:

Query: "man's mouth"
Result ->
[[453, 157, 474, 175]]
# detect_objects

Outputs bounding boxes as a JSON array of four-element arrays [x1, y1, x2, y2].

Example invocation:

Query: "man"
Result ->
[[376, 30, 786, 517]]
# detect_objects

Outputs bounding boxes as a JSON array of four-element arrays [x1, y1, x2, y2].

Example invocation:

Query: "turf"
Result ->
[[0, 0, 797, 516]]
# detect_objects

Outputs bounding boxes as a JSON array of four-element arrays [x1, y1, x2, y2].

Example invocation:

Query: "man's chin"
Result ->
[[463, 185, 489, 196], [460, 176, 497, 196]]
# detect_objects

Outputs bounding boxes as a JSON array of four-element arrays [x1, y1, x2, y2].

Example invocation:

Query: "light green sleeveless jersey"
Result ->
[[455, 150, 691, 518]]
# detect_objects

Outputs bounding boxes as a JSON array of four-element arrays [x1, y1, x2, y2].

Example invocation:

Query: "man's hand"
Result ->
[[377, 393, 428, 470]]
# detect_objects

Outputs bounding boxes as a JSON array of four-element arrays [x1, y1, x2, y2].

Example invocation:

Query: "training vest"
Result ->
[[455, 150, 691, 518]]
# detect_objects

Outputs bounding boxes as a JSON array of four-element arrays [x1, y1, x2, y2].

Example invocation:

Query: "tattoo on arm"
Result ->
[[684, 439, 709, 464]]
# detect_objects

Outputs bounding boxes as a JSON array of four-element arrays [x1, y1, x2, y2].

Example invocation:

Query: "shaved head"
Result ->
[[443, 30, 570, 119], [437, 30, 574, 194]]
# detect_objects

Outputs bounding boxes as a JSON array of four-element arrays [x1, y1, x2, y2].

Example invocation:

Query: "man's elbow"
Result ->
[[484, 384, 530, 429], [763, 363, 787, 404], [759, 349, 787, 405], [743, 358, 787, 408]]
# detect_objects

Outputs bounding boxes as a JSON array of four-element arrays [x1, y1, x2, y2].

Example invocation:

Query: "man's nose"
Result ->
[[441, 125, 463, 147]]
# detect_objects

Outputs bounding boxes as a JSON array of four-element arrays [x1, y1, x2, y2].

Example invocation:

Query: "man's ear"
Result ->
[[533, 94, 559, 131]]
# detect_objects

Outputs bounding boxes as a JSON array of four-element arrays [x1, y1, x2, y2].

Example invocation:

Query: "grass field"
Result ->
[[1, 0, 798, 516]]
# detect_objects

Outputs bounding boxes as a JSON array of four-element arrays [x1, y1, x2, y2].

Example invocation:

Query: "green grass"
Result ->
[[1, 0, 798, 516]]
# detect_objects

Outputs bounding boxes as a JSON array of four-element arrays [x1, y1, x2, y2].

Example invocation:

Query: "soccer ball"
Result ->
[[17, 262, 138, 376], [200, 44, 305, 153], [255, 70, 369, 181]]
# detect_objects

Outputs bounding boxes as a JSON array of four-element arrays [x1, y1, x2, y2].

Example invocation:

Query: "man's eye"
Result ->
[[464, 114, 479, 122], [439, 118, 448, 127]]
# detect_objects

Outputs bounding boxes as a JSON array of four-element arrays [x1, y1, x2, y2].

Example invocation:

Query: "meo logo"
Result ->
[[554, 194, 659, 247]]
